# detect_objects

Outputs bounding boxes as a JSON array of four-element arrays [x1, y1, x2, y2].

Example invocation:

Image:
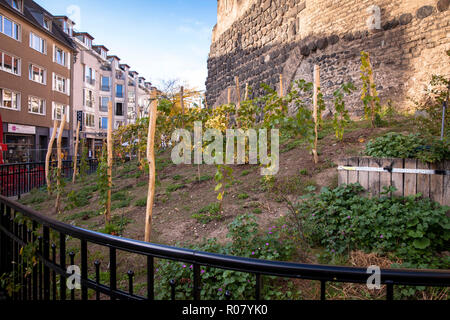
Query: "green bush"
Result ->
[[65, 190, 91, 210], [365, 132, 449, 163], [288, 184, 450, 269], [155, 214, 297, 300]]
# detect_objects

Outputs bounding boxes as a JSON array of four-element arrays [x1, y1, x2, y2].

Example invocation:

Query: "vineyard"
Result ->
[[12, 51, 450, 300]]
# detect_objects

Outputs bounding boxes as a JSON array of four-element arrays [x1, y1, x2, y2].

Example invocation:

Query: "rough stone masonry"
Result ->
[[206, 0, 450, 116]]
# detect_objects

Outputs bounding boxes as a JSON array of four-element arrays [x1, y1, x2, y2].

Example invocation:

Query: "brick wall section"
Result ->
[[206, 0, 450, 115]]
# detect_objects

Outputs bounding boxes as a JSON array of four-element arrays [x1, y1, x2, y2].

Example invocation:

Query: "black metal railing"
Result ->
[[0, 196, 449, 301], [0, 159, 98, 198]]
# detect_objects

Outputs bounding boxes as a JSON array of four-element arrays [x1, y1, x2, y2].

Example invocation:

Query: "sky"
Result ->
[[35, 0, 218, 90]]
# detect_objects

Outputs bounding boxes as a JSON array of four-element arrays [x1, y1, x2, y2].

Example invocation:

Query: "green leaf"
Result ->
[[413, 237, 430, 249]]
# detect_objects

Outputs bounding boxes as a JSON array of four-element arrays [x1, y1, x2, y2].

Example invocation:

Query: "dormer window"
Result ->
[[9, 0, 23, 12], [63, 21, 72, 36], [84, 37, 92, 49], [43, 18, 51, 31], [101, 50, 107, 59]]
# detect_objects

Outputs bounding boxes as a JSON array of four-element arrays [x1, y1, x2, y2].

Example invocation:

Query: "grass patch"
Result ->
[[135, 198, 147, 207], [111, 199, 131, 210], [111, 191, 127, 202], [191, 203, 222, 224], [172, 174, 183, 181], [241, 170, 251, 177], [62, 210, 99, 222], [237, 193, 249, 200], [166, 183, 186, 193]]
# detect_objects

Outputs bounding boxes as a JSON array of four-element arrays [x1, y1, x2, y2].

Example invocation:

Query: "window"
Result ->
[[84, 89, 94, 108], [100, 117, 108, 130], [0, 88, 20, 111], [52, 103, 69, 122], [128, 92, 135, 104], [28, 96, 45, 115], [85, 113, 95, 128], [43, 18, 51, 31], [0, 15, 20, 40], [62, 21, 72, 36], [53, 73, 69, 95], [0, 50, 20, 75], [101, 49, 107, 60], [30, 32, 46, 54], [29, 64, 46, 84], [84, 37, 92, 48], [100, 97, 109, 112], [115, 103, 123, 116], [101, 76, 110, 91], [54, 46, 66, 66], [9, 0, 22, 12], [85, 66, 95, 85], [116, 84, 123, 98]]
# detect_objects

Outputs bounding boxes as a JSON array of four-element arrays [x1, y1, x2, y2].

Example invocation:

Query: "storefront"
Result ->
[[3, 123, 37, 163]]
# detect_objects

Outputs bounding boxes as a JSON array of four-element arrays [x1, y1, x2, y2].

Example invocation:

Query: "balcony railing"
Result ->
[[85, 77, 96, 86], [101, 85, 110, 92], [99, 105, 108, 113]]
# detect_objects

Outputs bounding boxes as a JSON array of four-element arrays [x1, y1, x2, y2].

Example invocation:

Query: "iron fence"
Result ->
[[0, 159, 98, 198], [0, 196, 449, 301]]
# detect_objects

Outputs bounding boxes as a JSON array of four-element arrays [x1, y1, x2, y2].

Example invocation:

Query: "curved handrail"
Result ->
[[1, 195, 449, 288]]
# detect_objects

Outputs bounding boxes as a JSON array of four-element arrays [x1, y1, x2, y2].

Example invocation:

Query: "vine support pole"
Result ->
[[45, 120, 58, 194], [235, 76, 241, 109], [106, 101, 113, 224], [367, 55, 376, 128], [145, 89, 158, 242], [55, 113, 66, 214], [312, 65, 320, 164], [72, 121, 81, 183], [279, 74, 284, 98], [227, 87, 231, 104]]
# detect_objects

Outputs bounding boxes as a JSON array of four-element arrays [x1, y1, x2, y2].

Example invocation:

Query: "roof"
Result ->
[[92, 45, 109, 52], [0, 0, 76, 50], [73, 31, 94, 40], [120, 64, 130, 69], [107, 55, 121, 61]]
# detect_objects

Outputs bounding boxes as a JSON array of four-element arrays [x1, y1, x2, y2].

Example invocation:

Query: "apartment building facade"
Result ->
[[0, 0, 75, 163], [1, 0, 157, 163], [70, 35, 154, 158]]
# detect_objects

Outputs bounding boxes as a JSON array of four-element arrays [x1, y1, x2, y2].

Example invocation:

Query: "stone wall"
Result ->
[[206, 0, 450, 115]]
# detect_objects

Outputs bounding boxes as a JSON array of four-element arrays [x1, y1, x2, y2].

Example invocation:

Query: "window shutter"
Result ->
[[52, 72, 55, 91], [52, 102, 55, 120], [66, 106, 70, 123], [67, 52, 70, 69], [52, 44, 55, 62], [66, 78, 70, 95]]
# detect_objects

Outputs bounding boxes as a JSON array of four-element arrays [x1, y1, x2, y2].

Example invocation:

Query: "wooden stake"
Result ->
[[227, 87, 231, 104], [312, 65, 320, 164], [137, 106, 142, 165], [106, 101, 113, 224], [245, 83, 249, 100], [235, 76, 241, 109], [367, 56, 376, 128], [144, 89, 158, 242], [279, 74, 284, 97], [72, 121, 81, 183], [55, 114, 66, 214], [46, 120, 58, 194], [180, 86, 184, 114]]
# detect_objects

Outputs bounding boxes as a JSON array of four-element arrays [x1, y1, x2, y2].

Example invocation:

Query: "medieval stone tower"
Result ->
[[206, 0, 450, 115]]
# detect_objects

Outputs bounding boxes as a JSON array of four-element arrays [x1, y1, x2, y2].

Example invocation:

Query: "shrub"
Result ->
[[166, 183, 186, 193], [288, 184, 450, 269], [111, 191, 127, 202], [154, 214, 297, 300], [365, 132, 449, 163], [65, 190, 90, 210]]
